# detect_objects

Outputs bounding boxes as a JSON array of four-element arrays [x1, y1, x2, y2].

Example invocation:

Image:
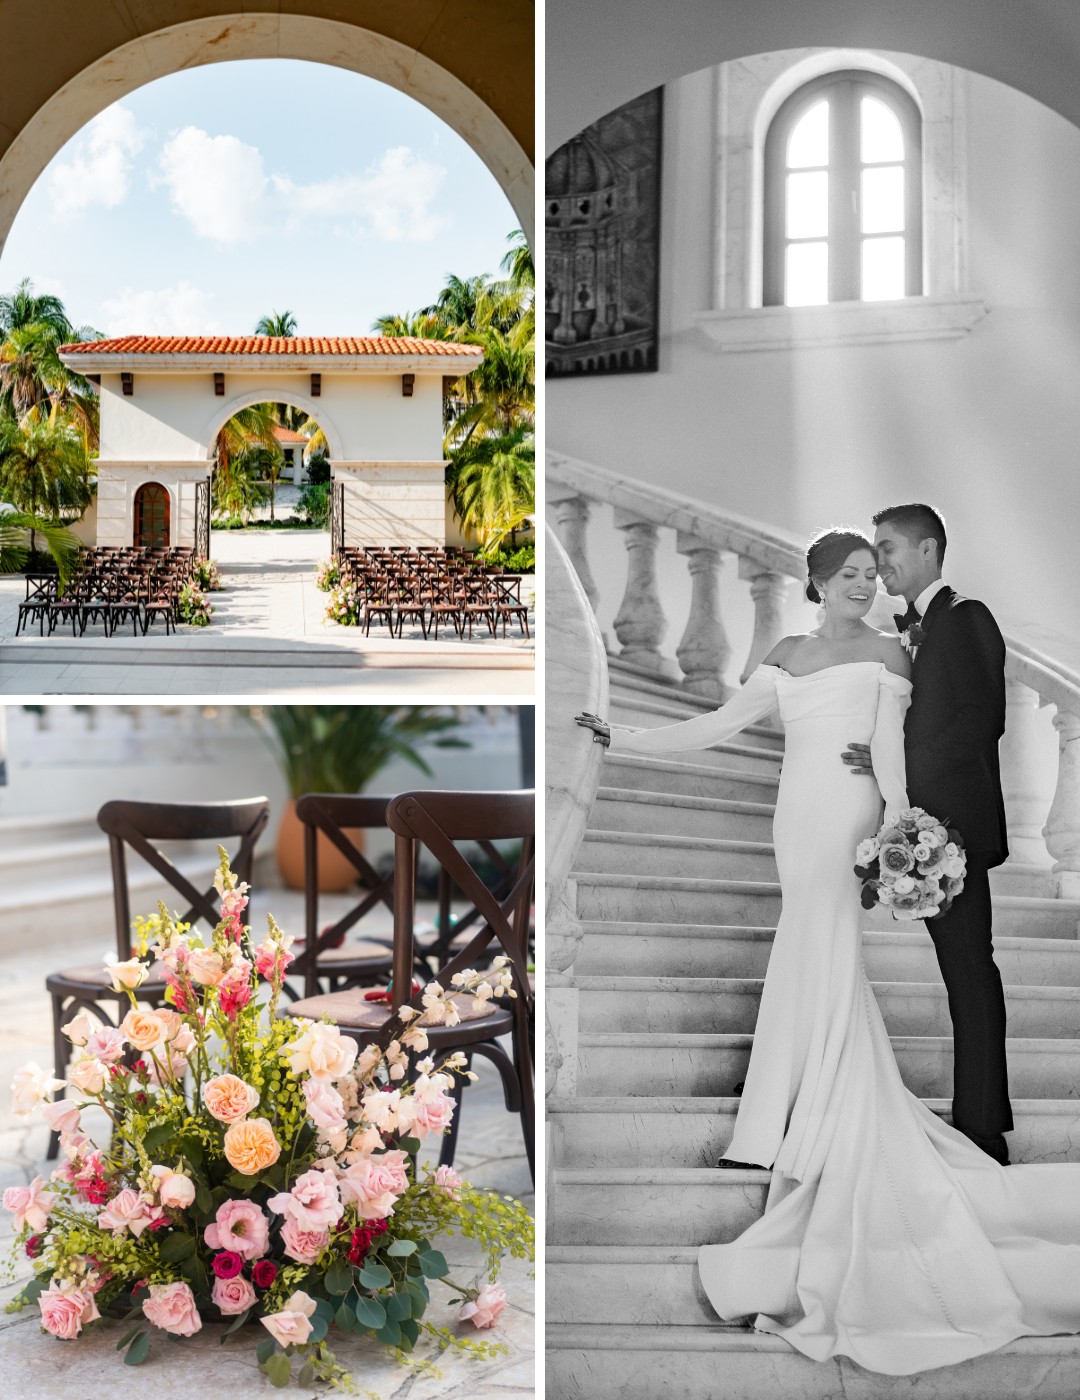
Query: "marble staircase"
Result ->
[[548, 666, 1080, 1399]]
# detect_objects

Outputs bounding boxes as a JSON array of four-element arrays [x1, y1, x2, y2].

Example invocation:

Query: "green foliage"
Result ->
[[0, 404, 95, 520], [483, 540, 535, 573], [297, 481, 330, 527], [305, 453, 331, 485], [446, 426, 534, 554], [0, 510, 81, 582]]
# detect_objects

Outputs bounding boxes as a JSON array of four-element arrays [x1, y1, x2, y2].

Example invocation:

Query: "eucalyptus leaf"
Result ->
[[375, 1318, 401, 1347], [225, 1171, 260, 1193], [255, 1337, 277, 1365], [263, 1351, 292, 1388], [297, 1360, 316, 1387], [307, 1314, 329, 1345], [220, 1308, 251, 1339], [335, 1301, 357, 1334], [323, 1258, 353, 1295], [399, 1317, 419, 1350], [418, 1249, 448, 1279], [353, 1295, 387, 1331], [358, 1262, 392, 1289], [114, 1324, 143, 1351], [194, 1182, 213, 1216], [385, 1239, 416, 1257], [124, 1331, 151, 1366], [384, 1292, 411, 1323]]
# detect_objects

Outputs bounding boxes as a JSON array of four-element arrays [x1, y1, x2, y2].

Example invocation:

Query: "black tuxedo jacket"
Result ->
[[903, 586, 1009, 867]]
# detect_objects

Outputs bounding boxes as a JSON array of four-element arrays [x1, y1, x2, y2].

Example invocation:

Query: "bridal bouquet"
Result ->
[[854, 807, 967, 920], [5, 851, 532, 1390]]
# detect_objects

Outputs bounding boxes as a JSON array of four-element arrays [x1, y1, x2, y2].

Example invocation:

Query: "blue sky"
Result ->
[[0, 59, 518, 339]]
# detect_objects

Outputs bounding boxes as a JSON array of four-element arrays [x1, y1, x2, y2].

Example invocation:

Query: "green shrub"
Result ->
[[297, 482, 330, 528]]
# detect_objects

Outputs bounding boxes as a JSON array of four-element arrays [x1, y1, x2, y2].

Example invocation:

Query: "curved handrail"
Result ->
[[547, 449, 1080, 714]]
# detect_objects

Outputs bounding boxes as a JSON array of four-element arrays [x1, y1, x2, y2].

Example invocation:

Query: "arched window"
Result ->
[[134, 482, 170, 547], [763, 72, 922, 306]]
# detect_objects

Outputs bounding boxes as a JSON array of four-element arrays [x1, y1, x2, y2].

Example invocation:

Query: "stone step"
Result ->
[[575, 975, 1080, 1038], [547, 1244, 717, 1327], [575, 923, 1080, 984], [602, 752, 780, 803], [594, 788, 776, 842], [577, 1031, 1080, 1100], [0, 832, 111, 885], [607, 702, 785, 777], [0, 811, 100, 850], [578, 831, 777, 882], [607, 662, 786, 751], [548, 1096, 1080, 1168], [547, 1320, 1080, 1399], [550, 1167, 767, 1246], [574, 874, 1080, 939]]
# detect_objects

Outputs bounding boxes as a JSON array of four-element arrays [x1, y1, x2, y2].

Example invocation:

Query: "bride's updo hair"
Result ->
[[805, 527, 877, 604]]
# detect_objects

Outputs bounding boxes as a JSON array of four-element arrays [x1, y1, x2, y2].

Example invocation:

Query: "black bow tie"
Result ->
[[897, 602, 921, 633]]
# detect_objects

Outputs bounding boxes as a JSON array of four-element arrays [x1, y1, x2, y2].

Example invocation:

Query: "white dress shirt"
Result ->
[[914, 578, 949, 618]]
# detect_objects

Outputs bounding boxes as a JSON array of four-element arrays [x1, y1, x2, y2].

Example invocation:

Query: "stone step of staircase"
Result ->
[[607, 663, 786, 751], [575, 923, 1080, 982], [594, 787, 776, 842], [577, 1031, 1080, 1099], [0, 811, 100, 850], [602, 752, 780, 803], [607, 706, 785, 776], [574, 873, 1080, 939], [578, 830, 777, 881], [551, 1166, 767, 1245], [0, 832, 111, 885], [547, 1320, 1080, 1400], [546, 1244, 733, 1327], [575, 975, 1080, 1038], [548, 1095, 1080, 1167]]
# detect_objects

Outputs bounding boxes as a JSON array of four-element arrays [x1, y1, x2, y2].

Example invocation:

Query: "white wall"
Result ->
[[548, 58, 1080, 654]]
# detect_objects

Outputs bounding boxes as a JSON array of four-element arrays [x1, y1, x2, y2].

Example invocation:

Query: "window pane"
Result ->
[[861, 166, 904, 233], [861, 95, 904, 163], [786, 171, 828, 238], [787, 100, 829, 168], [786, 242, 828, 305], [861, 236, 906, 300]]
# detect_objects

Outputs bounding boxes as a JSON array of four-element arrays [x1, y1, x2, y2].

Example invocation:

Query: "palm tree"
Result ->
[[0, 508, 81, 581], [448, 322, 535, 448], [0, 405, 95, 554], [254, 310, 298, 338], [371, 310, 444, 339], [500, 229, 535, 291], [0, 279, 71, 339], [446, 425, 535, 555]]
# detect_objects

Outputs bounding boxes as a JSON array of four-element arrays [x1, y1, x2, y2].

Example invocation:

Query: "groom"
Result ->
[[845, 502, 1013, 1166]]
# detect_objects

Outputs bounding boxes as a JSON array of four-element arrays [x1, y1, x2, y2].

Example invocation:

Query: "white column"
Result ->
[[1044, 707, 1080, 898], [612, 510, 666, 671], [1000, 680, 1056, 865], [675, 533, 730, 701], [552, 494, 600, 615], [739, 559, 791, 682]]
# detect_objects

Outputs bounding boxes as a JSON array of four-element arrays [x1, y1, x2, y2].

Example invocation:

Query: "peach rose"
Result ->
[[459, 1284, 507, 1329], [202, 1074, 260, 1124], [68, 1057, 109, 1096], [212, 1274, 256, 1316], [142, 1280, 202, 1337], [223, 1117, 280, 1176], [187, 948, 225, 987], [39, 1281, 100, 1339], [121, 1008, 166, 1052], [60, 1011, 97, 1046], [103, 955, 147, 991], [284, 1021, 358, 1081], [153, 1008, 184, 1041], [260, 1290, 317, 1348]]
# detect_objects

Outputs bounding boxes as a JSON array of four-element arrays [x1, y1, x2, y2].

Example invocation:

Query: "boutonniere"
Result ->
[[899, 622, 926, 654]]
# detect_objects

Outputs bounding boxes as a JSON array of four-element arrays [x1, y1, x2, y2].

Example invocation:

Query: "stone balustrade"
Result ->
[[548, 449, 1080, 900]]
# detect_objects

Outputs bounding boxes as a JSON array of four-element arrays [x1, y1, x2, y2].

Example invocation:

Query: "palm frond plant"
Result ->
[[0, 508, 81, 582], [254, 310, 298, 338], [446, 428, 535, 557], [0, 404, 95, 523]]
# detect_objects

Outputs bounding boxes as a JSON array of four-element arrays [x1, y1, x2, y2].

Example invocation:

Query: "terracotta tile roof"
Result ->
[[272, 426, 309, 444], [58, 335, 482, 357]]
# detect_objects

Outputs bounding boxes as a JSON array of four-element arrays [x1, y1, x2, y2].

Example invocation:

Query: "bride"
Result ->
[[575, 526, 1080, 1376]]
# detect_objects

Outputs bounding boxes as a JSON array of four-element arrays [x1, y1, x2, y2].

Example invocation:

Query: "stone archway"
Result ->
[[1, 4, 533, 248], [547, 0, 1080, 152]]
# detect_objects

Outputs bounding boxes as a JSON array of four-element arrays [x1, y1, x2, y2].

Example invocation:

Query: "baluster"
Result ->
[[1044, 706, 1080, 898], [1000, 680, 1056, 866], [612, 512, 666, 671], [675, 533, 730, 701], [553, 494, 600, 615], [738, 558, 791, 682]]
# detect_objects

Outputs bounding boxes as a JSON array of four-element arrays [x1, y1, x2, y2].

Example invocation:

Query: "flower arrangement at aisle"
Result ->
[[324, 580, 361, 627], [193, 559, 223, 592], [854, 807, 967, 920], [315, 559, 341, 593], [5, 851, 533, 1390], [178, 580, 213, 627]]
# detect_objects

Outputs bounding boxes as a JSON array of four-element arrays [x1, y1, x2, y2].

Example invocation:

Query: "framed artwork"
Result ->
[[545, 87, 663, 377]]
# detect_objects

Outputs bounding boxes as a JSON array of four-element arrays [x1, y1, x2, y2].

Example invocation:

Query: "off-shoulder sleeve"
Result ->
[[608, 666, 780, 757], [871, 669, 912, 823]]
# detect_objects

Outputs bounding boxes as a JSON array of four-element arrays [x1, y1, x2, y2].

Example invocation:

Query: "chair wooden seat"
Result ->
[[47, 959, 168, 988], [285, 988, 509, 1041]]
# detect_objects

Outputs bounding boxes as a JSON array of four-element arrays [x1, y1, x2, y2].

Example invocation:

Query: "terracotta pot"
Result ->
[[275, 798, 365, 893]]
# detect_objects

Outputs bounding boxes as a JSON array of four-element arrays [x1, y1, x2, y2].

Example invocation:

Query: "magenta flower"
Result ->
[[212, 1250, 244, 1279]]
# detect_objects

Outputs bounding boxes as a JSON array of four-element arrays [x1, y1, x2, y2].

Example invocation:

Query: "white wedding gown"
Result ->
[[608, 661, 1080, 1375]]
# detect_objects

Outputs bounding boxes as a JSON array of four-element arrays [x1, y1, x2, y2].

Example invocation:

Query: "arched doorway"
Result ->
[[0, 5, 533, 250], [133, 482, 170, 547]]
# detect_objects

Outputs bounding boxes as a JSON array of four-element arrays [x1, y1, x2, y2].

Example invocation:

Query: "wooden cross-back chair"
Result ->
[[285, 789, 535, 1180], [45, 796, 270, 1157]]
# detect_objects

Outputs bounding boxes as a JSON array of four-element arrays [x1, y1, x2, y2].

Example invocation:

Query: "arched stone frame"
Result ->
[[0, 8, 533, 250], [200, 388, 346, 464], [133, 479, 172, 547]]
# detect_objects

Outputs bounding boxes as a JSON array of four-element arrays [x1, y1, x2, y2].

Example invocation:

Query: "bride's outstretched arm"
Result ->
[[871, 673, 912, 823], [583, 666, 780, 757]]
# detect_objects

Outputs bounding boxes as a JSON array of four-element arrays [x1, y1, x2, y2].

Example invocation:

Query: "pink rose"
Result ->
[[302, 1079, 348, 1139], [39, 1281, 100, 1339], [260, 1290, 317, 1348], [433, 1165, 463, 1200], [97, 1187, 159, 1237], [142, 1280, 202, 1337], [202, 1074, 260, 1123], [407, 1082, 456, 1140], [279, 1218, 331, 1265], [338, 1150, 410, 1220], [458, 1284, 507, 1329], [3, 1176, 54, 1232], [149, 1166, 196, 1209], [267, 1168, 343, 1231], [212, 1274, 256, 1316], [83, 1027, 127, 1064], [204, 1198, 269, 1260], [68, 1057, 109, 1096]]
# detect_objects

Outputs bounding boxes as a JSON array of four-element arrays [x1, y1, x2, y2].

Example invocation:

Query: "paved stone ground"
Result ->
[[0, 885, 534, 1396], [0, 529, 536, 697]]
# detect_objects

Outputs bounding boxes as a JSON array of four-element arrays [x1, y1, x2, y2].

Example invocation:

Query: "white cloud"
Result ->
[[48, 104, 146, 218], [156, 126, 268, 245], [280, 147, 451, 242], [98, 281, 221, 336]]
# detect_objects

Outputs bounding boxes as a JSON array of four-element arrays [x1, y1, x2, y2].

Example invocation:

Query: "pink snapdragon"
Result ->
[[3, 1176, 54, 1233], [267, 1168, 343, 1231], [204, 1198, 269, 1260], [216, 960, 253, 1020], [38, 1281, 100, 1339], [338, 1150, 410, 1220]]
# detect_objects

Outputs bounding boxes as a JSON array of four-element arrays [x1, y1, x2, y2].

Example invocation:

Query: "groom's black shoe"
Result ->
[[958, 1125, 1010, 1166]]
